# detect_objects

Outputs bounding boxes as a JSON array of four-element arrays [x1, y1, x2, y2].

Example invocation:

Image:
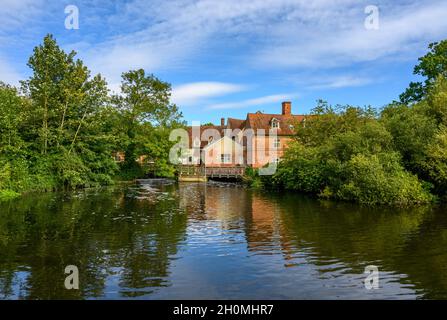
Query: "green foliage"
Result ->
[[0, 35, 183, 199], [267, 103, 433, 206], [267, 41, 447, 205], [0, 190, 20, 201], [400, 40, 447, 104], [243, 167, 263, 188], [335, 153, 432, 205], [264, 144, 323, 193], [382, 76, 447, 196], [112, 69, 184, 177]]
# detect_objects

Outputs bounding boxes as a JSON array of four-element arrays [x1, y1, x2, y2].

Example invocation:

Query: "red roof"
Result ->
[[185, 102, 311, 147], [187, 125, 225, 148], [227, 118, 246, 130], [245, 112, 306, 135]]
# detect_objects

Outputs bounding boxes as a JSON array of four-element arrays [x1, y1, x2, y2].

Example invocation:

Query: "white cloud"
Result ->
[[73, 0, 364, 83], [307, 76, 372, 90], [0, 0, 44, 32], [171, 82, 246, 106], [255, 0, 447, 68], [67, 0, 447, 88], [207, 93, 296, 110], [1, 0, 446, 100]]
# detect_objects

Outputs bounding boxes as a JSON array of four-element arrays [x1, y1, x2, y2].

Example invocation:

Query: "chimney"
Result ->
[[221, 117, 225, 126], [282, 101, 291, 115]]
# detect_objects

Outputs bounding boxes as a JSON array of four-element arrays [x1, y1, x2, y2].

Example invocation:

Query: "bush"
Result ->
[[267, 103, 435, 206], [336, 153, 432, 205], [0, 189, 20, 201], [243, 167, 263, 188]]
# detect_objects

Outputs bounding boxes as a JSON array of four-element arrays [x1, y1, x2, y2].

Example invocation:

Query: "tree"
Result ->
[[20, 34, 117, 188], [384, 75, 447, 197], [0, 83, 25, 155], [113, 69, 183, 175], [264, 102, 433, 205], [400, 40, 447, 104]]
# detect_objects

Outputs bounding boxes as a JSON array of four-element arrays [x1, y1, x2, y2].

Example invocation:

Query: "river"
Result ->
[[0, 179, 446, 299]]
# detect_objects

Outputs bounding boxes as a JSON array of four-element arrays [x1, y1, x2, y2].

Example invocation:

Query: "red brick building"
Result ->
[[181, 101, 308, 168]]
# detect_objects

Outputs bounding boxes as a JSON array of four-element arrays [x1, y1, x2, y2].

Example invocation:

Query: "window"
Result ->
[[188, 156, 193, 163], [273, 138, 280, 149], [220, 154, 231, 163], [271, 118, 279, 129], [208, 136, 214, 144], [232, 136, 236, 141]]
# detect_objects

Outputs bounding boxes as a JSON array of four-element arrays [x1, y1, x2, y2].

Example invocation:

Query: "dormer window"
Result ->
[[271, 118, 280, 129]]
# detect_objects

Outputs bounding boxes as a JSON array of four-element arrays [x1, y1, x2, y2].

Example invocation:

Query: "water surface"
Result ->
[[1, 180, 446, 299]]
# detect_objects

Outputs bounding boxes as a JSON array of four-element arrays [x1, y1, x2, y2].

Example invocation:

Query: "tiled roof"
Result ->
[[187, 125, 225, 148], [185, 106, 310, 147], [227, 118, 246, 130], [245, 113, 306, 135]]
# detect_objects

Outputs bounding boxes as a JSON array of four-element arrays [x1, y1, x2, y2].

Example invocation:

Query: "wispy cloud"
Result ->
[[171, 82, 247, 106], [307, 76, 373, 90], [62, 0, 447, 91], [0, 0, 446, 114], [207, 94, 296, 110], [0, 0, 44, 32], [255, 0, 447, 68]]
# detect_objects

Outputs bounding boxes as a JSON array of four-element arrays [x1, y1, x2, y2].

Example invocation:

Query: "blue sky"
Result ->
[[0, 0, 446, 124]]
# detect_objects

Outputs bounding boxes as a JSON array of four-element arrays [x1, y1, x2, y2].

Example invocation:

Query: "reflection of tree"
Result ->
[[261, 193, 447, 298], [0, 183, 187, 299], [205, 188, 445, 298], [391, 208, 447, 299], [2, 182, 447, 299]]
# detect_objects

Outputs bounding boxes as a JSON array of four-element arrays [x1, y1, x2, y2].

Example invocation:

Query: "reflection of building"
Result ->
[[177, 183, 251, 226], [177, 183, 294, 260], [180, 101, 308, 168]]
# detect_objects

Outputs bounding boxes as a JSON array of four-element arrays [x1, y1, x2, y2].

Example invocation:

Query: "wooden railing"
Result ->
[[178, 165, 245, 178], [206, 167, 245, 178]]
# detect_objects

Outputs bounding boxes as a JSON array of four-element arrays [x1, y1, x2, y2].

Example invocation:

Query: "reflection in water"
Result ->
[[0, 180, 446, 299]]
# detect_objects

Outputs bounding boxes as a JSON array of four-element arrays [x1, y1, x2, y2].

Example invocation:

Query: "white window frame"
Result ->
[[271, 118, 280, 129], [273, 137, 281, 149], [220, 154, 231, 164]]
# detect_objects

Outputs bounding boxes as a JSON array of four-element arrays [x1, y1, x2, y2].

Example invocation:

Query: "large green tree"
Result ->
[[113, 69, 183, 177], [19, 34, 118, 188], [383, 75, 447, 197]]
